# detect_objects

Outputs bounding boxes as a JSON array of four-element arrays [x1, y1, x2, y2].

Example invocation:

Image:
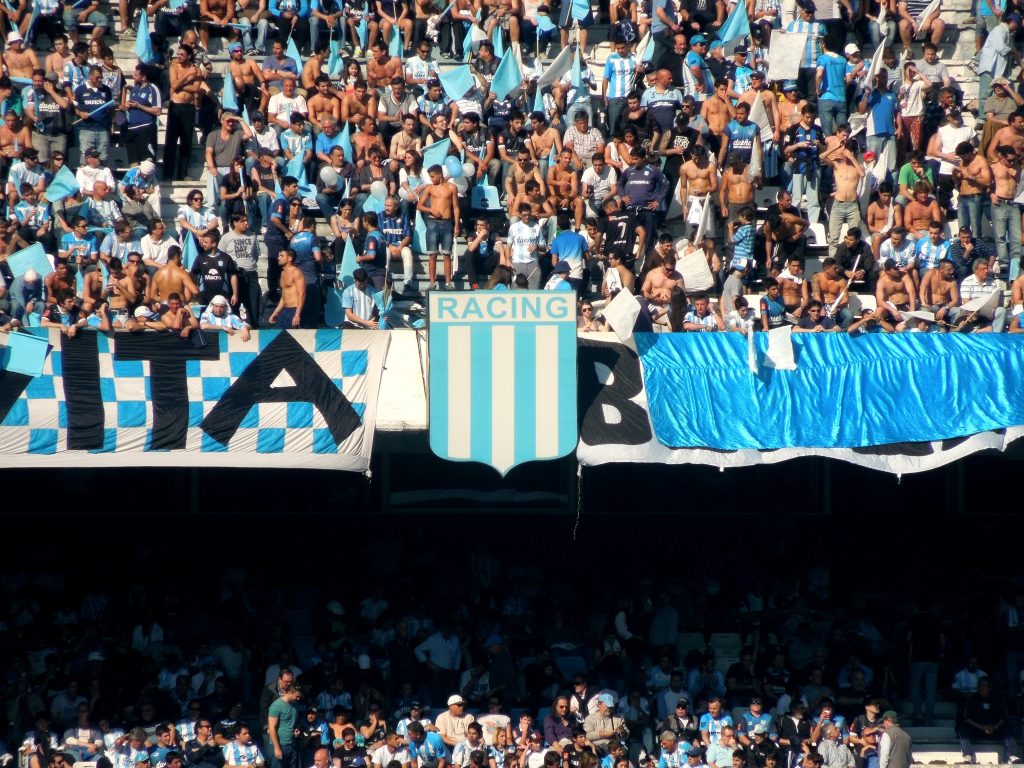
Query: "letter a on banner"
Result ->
[[428, 291, 578, 475]]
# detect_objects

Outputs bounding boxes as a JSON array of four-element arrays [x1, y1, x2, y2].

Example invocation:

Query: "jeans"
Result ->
[[239, 16, 270, 52], [868, 18, 893, 47], [866, 134, 895, 170], [909, 661, 937, 725], [991, 199, 1021, 273], [958, 194, 984, 245], [309, 16, 342, 51], [828, 200, 862, 257], [790, 168, 821, 225], [32, 133, 67, 165], [818, 98, 846, 137], [316, 190, 343, 222], [272, 746, 299, 768], [960, 722, 1019, 762], [606, 97, 627, 135], [512, 260, 540, 289], [77, 127, 111, 165]]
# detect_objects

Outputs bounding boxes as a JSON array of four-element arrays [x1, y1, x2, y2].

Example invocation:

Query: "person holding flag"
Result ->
[[73, 64, 114, 165], [269, 0, 311, 50]]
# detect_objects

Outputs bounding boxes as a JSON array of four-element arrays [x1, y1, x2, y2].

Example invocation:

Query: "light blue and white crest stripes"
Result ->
[[429, 291, 578, 475]]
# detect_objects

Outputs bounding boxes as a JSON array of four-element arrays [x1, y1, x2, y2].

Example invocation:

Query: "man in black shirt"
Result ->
[[765, 189, 809, 274], [833, 227, 875, 291], [600, 198, 636, 259], [332, 727, 367, 768], [561, 728, 595, 768], [656, 32, 689, 88], [190, 230, 240, 307], [185, 720, 224, 768]]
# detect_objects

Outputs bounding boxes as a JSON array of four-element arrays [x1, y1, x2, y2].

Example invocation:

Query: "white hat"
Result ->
[[844, 43, 859, 56], [139, 160, 156, 176], [447, 695, 465, 706], [7, 31, 22, 46], [134, 306, 155, 318], [210, 295, 229, 307]]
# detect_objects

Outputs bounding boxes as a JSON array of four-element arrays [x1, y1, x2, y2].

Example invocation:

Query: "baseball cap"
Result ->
[[139, 159, 156, 176], [229, 41, 243, 52], [687, 748, 702, 757], [598, 693, 615, 706], [553, 261, 570, 274], [844, 43, 859, 55], [253, 111, 266, 122], [410, 701, 423, 710], [864, 150, 877, 161], [485, 634, 503, 646], [6, 30, 22, 46], [797, 0, 816, 12], [782, 80, 799, 91], [134, 306, 155, 319], [676, 698, 690, 708], [883, 258, 898, 270], [1005, 11, 1021, 22], [135, 754, 151, 764], [690, 34, 708, 44], [85, 148, 100, 158], [448, 695, 465, 706], [734, 45, 748, 55], [752, 725, 768, 736]]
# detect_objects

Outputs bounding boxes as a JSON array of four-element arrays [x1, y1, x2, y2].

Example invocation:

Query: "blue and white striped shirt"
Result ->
[[784, 18, 825, 68], [914, 237, 950, 271], [222, 740, 263, 766], [603, 53, 636, 100], [34, 0, 62, 15]]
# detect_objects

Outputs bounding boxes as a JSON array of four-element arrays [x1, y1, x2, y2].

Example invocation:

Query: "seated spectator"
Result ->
[[200, 294, 252, 341], [960, 678, 1019, 763]]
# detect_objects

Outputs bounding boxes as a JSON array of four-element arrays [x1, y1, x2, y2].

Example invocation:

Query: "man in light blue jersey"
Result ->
[[406, 722, 447, 768], [603, 41, 639, 135], [913, 222, 950, 280], [785, 0, 825, 107]]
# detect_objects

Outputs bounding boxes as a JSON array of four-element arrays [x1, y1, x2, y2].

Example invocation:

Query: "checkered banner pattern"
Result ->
[[0, 329, 391, 471]]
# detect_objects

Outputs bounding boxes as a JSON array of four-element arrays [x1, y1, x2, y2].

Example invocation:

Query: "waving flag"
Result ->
[[491, 24, 505, 58], [72, 99, 116, 125], [328, 39, 344, 76], [286, 35, 302, 72], [423, 137, 451, 169], [533, 83, 544, 113], [182, 231, 198, 269], [44, 166, 79, 203], [717, 0, 750, 44], [637, 30, 655, 63], [222, 73, 239, 113], [357, 2, 369, 48], [135, 10, 156, 64], [339, 121, 354, 162], [340, 235, 359, 287], [286, 155, 317, 198], [490, 50, 521, 101], [389, 26, 402, 57], [439, 64, 476, 100], [538, 44, 572, 88]]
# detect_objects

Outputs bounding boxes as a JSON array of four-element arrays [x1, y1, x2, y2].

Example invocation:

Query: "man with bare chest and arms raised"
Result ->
[[823, 139, 865, 257], [919, 257, 960, 322], [701, 79, 734, 159], [150, 247, 198, 304]]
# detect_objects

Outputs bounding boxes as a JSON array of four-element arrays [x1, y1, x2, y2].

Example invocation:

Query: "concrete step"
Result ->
[[911, 747, 1001, 765], [902, 701, 958, 719], [907, 727, 959, 743]]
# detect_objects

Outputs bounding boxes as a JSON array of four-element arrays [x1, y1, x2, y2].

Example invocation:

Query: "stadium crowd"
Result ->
[[0, 0, 1021, 333], [3, 557, 1024, 768]]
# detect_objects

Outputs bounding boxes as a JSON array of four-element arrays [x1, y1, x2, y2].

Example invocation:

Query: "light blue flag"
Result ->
[[362, 196, 385, 213], [222, 74, 238, 112], [72, 99, 116, 125], [436, 0, 456, 20], [537, 13, 556, 31], [10, 77, 31, 87], [438, 65, 475, 101], [339, 121, 354, 163], [286, 35, 303, 72], [533, 83, 544, 113], [422, 137, 451, 169], [6, 242, 51, 278], [389, 26, 402, 57], [357, 3, 369, 48], [470, 176, 500, 209], [285, 155, 317, 197], [168, 0, 189, 10], [182, 232, 198, 269], [464, 38, 473, 62], [75, 260, 108, 297], [717, 0, 750, 43], [136, 10, 156, 64], [490, 50, 521, 101], [641, 33, 655, 62], [413, 211, 427, 253], [1, 330, 50, 377], [491, 24, 504, 58], [571, 46, 582, 89], [339, 235, 359, 287], [43, 165, 79, 203], [243, 105, 251, 125], [328, 39, 343, 76]]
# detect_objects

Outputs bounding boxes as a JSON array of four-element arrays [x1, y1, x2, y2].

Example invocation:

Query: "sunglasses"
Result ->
[[189, 196, 203, 202]]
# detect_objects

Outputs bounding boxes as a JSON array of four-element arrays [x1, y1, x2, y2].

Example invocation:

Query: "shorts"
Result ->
[[558, 1, 594, 28], [425, 217, 453, 254], [63, 8, 109, 29], [976, 14, 999, 35], [276, 306, 297, 328]]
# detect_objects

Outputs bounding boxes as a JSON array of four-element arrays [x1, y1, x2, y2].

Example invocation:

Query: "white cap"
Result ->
[[134, 306, 154, 318], [7, 30, 23, 45], [447, 695, 465, 706], [139, 159, 156, 176], [844, 43, 859, 55]]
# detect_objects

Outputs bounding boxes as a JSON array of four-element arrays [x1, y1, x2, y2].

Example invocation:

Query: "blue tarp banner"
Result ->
[[636, 333, 1024, 451]]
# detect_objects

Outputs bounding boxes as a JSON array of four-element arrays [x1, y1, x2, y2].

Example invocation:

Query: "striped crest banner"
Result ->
[[428, 291, 578, 475]]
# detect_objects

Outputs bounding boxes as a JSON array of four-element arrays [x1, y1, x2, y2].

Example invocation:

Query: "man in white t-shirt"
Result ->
[[268, 78, 309, 131], [581, 155, 618, 217], [371, 733, 411, 768], [502, 204, 546, 289]]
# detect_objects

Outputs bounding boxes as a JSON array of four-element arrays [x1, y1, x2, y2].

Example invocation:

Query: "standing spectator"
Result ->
[[268, 686, 302, 768]]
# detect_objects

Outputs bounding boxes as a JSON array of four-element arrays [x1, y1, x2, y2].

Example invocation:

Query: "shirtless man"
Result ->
[[812, 257, 852, 327], [268, 248, 305, 328], [0, 112, 31, 163], [44, 260, 75, 302], [875, 258, 917, 321], [764, 189, 809, 274], [719, 153, 755, 228], [918, 257, 960, 323], [104, 257, 137, 327], [529, 112, 561, 166], [149, 246, 198, 304], [198, 0, 237, 49], [307, 75, 341, 131], [988, 111, 1024, 163], [823, 140, 865, 257], [154, 292, 199, 337], [505, 154, 546, 204], [301, 47, 330, 92], [366, 41, 402, 91], [340, 80, 378, 132], [352, 116, 387, 163], [990, 144, 1023, 272], [902, 181, 942, 241], [416, 163, 459, 289], [82, 266, 105, 310], [511, 179, 555, 222], [954, 142, 992, 240], [700, 79, 734, 158], [740, 72, 781, 145], [5, 35, 39, 80], [680, 146, 719, 238], [547, 149, 584, 229], [777, 256, 810, 316], [866, 182, 903, 261], [45, 36, 72, 80], [641, 253, 685, 314], [228, 44, 269, 114], [777, 82, 807, 135]]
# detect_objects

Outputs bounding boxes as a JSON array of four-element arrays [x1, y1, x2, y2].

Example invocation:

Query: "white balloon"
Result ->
[[370, 180, 388, 200], [462, 162, 475, 178], [319, 167, 340, 187], [399, 187, 412, 201], [452, 176, 469, 193], [442, 165, 451, 179]]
